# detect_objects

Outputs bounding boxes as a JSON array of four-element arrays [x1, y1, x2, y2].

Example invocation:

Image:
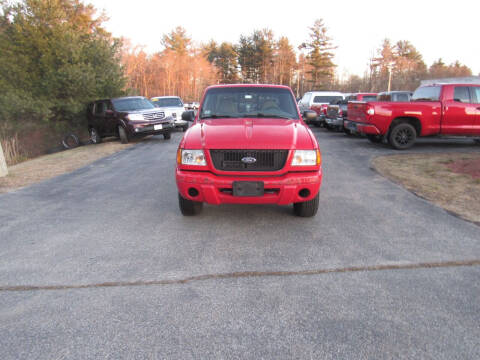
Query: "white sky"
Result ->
[[91, 0, 479, 77]]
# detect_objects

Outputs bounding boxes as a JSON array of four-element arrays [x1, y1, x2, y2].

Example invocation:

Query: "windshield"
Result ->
[[411, 86, 441, 101], [152, 97, 183, 107], [313, 95, 343, 104], [112, 98, 155, 111], [200, 87, 299, 120], [362, 96, 377, 102]]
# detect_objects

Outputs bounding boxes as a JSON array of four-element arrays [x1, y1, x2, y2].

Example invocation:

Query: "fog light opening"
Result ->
[[299, 189, 310, 198], [188, 187, 199, 197]]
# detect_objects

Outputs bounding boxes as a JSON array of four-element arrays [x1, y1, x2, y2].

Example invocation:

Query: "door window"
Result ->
[[395, 93, 410, 102], [470, 87, 480, 104], [453, 87, 471, 103], [95, 102, 105, 115]]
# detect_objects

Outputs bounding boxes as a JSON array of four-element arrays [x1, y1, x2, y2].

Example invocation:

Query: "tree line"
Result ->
[[0, 0, 475, 135]]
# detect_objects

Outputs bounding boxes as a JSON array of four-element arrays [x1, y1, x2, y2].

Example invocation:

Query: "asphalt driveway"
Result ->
[[1, 129, 479, 359]]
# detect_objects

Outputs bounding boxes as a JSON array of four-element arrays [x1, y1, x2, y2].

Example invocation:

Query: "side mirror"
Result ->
[[303, 110, 317, 121], [182, 110, 195, 122]]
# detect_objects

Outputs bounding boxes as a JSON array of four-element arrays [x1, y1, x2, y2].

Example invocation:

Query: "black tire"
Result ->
[[366, 134, 383, 143], [178, 193, 203, 216], [89, 128, 102, 144], [474, 139, 480, 144], [182, 125, 188, 132], [314, 123, 321, 127], [343, 127, 353, 136], [62, 133, 80, 149], [118, 126, 129, 144], [388, 123, 416, 150], [163, 131, 171, 140], [293, 193, 319, 217]]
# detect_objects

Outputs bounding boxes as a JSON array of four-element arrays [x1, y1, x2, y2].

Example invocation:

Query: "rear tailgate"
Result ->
[[326, 105, 340, 119], [311, 103, 328, 115], [347, 101, 368, 123]]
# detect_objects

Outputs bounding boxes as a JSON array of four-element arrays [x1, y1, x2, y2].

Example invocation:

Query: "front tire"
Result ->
[[388, 123, 416, 150], [178, 193, 203, 216], [344, 128, 352, 136], [474, 139, 480, 144], [293, 193, 319, 217], [163, 131, 171, 140], [118, 126, 129, 144]]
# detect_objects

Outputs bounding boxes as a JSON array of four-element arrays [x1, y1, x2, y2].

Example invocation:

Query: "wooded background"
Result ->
[[0, 0, 474, 163]]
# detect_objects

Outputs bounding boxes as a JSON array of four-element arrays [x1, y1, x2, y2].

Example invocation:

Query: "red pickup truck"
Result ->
[[176, 84, 323, 217], [347, 83, 480, 149]]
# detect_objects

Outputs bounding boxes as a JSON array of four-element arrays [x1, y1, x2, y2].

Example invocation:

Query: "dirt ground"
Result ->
[[372, 152, 480, 224], [0, 139, 133, 194]]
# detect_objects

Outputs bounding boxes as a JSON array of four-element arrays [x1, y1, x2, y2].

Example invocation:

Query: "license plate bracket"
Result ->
[[232, 181, 264, 197], [154, 124, 163, 130]]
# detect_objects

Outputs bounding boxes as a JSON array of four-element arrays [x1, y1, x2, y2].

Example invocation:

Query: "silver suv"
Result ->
[[151, 96, 189, 131]]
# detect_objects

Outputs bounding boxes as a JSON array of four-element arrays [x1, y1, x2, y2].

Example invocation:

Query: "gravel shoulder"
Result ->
[[372, 152, 480, 224]]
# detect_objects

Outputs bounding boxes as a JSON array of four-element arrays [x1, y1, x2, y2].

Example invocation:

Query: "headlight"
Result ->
[[179, 149, 206, 166], [291, 150, 320, 166], [127, 113, 144, 122]]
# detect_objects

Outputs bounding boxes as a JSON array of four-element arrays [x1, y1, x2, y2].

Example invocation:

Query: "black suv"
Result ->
[[87, 96, 174, 144]]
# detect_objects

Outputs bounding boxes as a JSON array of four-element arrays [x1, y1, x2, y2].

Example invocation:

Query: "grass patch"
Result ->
[[372, 152, 480, 224]]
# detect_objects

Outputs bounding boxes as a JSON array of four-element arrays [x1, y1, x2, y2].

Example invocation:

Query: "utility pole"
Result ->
[[0, 142, 8, 177], [387, 63, 393, 92]]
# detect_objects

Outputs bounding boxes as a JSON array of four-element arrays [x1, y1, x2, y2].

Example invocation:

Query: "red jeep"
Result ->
[[176, 84, 323, 217]]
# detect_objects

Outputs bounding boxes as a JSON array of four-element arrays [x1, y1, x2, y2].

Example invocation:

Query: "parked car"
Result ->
[[298, 91, 344, 127], [326, 93, 377, 133], [151, 96, 189, 131], [376, 91, 413, 102], [176, 84, 323, 217], [185, 101, 200, 110], [347, 83, 480, 149], [87, 96, 174, 144]]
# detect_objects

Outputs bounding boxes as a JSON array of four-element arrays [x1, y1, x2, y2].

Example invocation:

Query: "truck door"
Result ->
[[93, 101, 106, 135], [104, 100, 116, 135], [470, 86, 480, 135], [442, 86, 477, 135]]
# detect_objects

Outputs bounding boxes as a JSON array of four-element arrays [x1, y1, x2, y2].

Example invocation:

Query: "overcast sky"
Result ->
[[90, 0, 479, 77]]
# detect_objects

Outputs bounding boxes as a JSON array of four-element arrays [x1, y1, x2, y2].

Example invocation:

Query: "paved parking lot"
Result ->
[[1, 129, 479, 359]]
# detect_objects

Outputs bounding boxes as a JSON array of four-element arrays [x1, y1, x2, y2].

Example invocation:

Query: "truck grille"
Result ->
[[143, 112, 165, 121], [210, 150, 289, 171]]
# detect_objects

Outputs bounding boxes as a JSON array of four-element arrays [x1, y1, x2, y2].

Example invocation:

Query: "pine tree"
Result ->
[[300, 19, 336, 90]]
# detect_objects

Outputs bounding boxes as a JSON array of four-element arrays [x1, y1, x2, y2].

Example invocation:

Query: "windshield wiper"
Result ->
[[200, 114, 233, 119], [244, 113, 292, 119]]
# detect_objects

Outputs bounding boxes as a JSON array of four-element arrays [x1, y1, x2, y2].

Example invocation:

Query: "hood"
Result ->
[[155, 106, 185, 111], [124, 108, 165, 115], [182, 118, 315, 150]]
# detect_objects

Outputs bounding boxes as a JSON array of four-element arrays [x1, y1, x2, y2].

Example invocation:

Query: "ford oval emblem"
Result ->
[[241, 156, 257, 164]]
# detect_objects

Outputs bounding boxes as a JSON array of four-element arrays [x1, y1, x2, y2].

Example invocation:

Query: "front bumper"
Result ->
[[130, 121, 174, 135], [176, 169, 322, 205], [174, 119, 188, 128]]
